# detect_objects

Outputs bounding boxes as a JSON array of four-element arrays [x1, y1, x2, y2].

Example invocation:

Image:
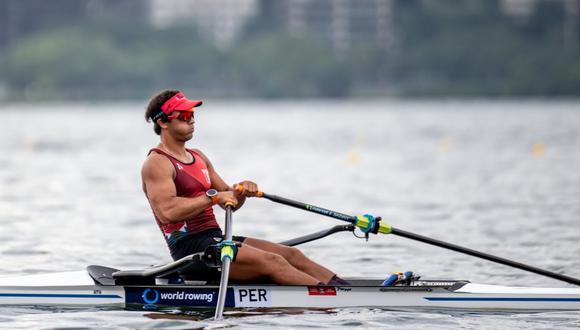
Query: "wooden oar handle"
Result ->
[[225, 201, 235, 207]]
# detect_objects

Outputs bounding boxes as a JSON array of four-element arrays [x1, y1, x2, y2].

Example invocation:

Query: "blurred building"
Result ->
[[148, 0, 393, 54], [282, 0, 395, 54], [2, 0, 577, 53], [501, 0, 579, 18], [150, 0, 258, 49], [500, 0, 538, 17], [501, 0, 578, 49]]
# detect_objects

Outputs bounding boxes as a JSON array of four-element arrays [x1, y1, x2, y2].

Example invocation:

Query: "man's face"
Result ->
[[165, 111, 195, 141]]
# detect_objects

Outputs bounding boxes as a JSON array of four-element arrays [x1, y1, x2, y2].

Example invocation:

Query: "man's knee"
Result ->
[[284, 246, 306, 263], [259, 252, 289, 273]]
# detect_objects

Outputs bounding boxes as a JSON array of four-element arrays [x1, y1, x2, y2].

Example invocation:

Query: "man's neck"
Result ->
[[159, 135, 187, 158]]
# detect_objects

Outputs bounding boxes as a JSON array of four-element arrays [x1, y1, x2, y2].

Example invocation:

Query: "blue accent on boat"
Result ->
[[125, 287, 234, 307], [142, 288, 159, 304], [424, 297, 580, 302], [381, 274, 399, 286], [0, 293, 121, 299]]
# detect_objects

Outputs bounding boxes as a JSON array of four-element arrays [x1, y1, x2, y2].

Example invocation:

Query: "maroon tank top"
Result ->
[[147, 148, 220, 247]]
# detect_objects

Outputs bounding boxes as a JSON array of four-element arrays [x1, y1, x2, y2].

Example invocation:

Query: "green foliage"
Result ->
[[0, 22, 223, 100], [389, 0, 580, 96], [0, 23, 350, 100], [0, 0, 579, 99], [228, 34, 350, 98]]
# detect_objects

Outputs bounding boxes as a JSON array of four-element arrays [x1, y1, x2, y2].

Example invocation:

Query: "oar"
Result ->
[[255, 191, 580, 287], [214, 202, 236, 320]]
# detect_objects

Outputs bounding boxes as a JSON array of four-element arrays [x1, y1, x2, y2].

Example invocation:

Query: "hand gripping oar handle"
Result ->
[[256, 191, 580, 287], [214, 202, 235, 320]]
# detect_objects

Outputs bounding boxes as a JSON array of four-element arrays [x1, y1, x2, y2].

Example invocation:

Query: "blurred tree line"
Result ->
[[0, 0, 578, 100]]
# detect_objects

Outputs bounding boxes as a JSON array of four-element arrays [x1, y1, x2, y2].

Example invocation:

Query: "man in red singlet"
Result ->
[[142, 89, 348, 285]]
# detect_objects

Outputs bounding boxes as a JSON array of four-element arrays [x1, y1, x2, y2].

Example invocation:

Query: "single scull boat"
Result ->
[[1, 257, 580, 311], [1, 225, 580, 311], [1, 192, 579, 312]]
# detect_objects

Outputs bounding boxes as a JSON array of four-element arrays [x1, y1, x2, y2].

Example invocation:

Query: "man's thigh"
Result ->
[[242, 237, 294, 258], [229, 243, 275, 282]]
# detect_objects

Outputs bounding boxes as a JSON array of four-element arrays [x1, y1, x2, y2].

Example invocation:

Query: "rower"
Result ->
[[141, 89, 349, 286]]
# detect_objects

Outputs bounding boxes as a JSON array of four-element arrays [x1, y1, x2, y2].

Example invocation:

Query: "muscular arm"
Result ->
[[193, 149, 248, 210], [142, 153, 215, 224]]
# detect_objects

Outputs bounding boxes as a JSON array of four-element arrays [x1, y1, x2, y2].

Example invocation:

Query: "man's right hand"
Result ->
[[217, 191, 238, 208]]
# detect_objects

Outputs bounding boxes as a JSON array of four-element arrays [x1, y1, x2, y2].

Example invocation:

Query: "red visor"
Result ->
[[161, 92, 203, 114]]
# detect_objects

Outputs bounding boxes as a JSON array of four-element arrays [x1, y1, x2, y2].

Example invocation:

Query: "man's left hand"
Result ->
[[234, 180, 259, 197]]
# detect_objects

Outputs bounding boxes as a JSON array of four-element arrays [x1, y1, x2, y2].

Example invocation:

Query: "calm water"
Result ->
[[0, 99, 579, 329]]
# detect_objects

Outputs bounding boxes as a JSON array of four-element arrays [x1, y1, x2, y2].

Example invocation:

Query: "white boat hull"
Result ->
[[2, 271, 580, 311], [0, 271, 124, 306]]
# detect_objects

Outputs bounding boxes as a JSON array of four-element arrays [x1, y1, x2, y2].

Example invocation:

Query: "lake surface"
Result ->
[[1, 99, 579, 329]]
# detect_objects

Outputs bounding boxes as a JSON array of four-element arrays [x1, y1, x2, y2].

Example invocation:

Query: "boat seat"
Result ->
[[87, 250, 220, 286], [88, 243, 226, 286], [112, 252, 213, 285]]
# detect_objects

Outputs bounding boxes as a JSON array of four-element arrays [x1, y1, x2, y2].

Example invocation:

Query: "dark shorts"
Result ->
[[170, 228, 246, 281]]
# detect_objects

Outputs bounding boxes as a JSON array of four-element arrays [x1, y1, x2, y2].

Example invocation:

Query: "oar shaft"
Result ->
[[392, 228, 580, 286], [258, 191, 580, 287], [214, 204, 234, 320], [260, 193, 357, 223]]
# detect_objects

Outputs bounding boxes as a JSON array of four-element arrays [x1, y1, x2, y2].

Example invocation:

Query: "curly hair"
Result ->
[[145, 89, 180, 135]]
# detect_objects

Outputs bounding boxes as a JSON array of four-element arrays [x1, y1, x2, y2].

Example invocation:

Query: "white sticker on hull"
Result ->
[[235, 287, 271, 307]]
